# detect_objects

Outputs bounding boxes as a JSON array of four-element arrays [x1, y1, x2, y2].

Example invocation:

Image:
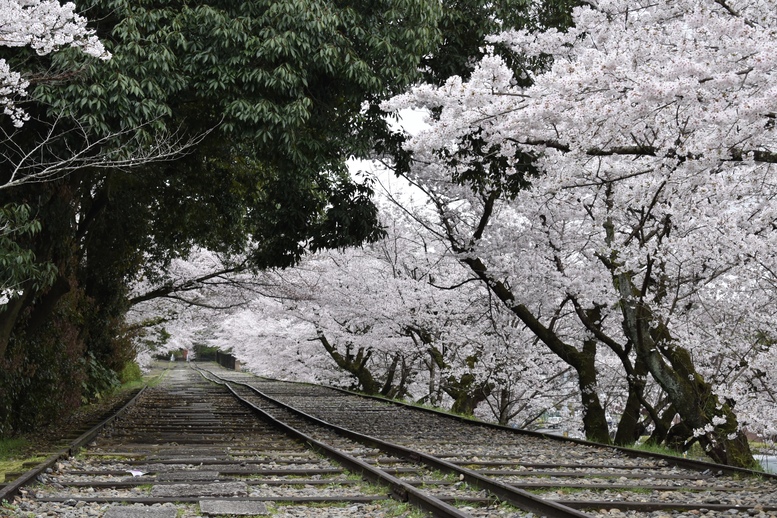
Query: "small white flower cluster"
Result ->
[[693, 423, 715, 438], [0, 59, 26, 125], [1, 0, 110, 126]]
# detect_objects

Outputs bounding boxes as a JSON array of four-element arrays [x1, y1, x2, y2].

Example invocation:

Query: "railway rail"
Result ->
[[198, 364, 777, 517], [1, 362, 776, 518]]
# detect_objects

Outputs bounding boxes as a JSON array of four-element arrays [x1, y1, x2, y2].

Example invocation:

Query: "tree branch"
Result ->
[[1, 114, 216, 190], [508, 137, 777, 164], [129, 264, 246, 306]]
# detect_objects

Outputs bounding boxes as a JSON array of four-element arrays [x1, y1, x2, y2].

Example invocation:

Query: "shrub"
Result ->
[[119, 361, 142, 384]]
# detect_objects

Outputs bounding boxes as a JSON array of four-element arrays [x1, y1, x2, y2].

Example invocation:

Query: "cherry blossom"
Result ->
[[1, 0, 109, 126], [383, 0, 777, 464], [129, 204, 575, 427]]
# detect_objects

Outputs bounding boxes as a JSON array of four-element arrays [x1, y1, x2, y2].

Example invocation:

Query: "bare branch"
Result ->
[[508, 137, 777, 164], [1, 113, 216, 190], [129, 264, 247, 306]]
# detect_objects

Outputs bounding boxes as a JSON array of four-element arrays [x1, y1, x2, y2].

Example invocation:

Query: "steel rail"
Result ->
[[32, 495, 387, 504], [558, 500, 777, 513], [0, 386, 147, 504], [243, 369, 775, 479], [195, 368, 474, 518], [324, 383, 777, 480], [198, 367, 592, 518], [204, 367, 777, 515]]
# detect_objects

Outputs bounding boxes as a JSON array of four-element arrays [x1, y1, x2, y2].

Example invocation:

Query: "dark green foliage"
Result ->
[[80, 352, 121, 402], [37, 0, 439, 155], [0, 0, 441, 437], [440, 131, 539, 200], [421, 0, 527, 84], [193, 344, 219, 361], [420, 0, 580, 86], [26, 0, 442, 274], [119, 361, 143, 384], [0, 204, 57, 297]]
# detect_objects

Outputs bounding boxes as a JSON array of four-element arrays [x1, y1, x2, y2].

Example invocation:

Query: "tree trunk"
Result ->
[[427, 355, 439, 404], [577, 338, 611, 443], [496, 388, 512, 426], [444, 373, 493, 416], [612, 379, 644, 446], [459, 256, 611, 443], [316, 330, 380, 394], [646, 404, 675, 446], [612, 355, 651, 445], [616, 273, 756, 467], [22, 275, 71, 336], [380, 352, 400, 396]]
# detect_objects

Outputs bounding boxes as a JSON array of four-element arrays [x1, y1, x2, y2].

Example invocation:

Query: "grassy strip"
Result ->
[[0, 439, 46, 483], [0, 362, 166, 481]]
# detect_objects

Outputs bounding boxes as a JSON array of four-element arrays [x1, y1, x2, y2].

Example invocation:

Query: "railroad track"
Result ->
[[1, 362, 775, 518], [198, 363, 777, 517]]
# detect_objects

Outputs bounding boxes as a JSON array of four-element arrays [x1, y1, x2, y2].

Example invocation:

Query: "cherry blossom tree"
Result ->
[[383, 0, 777, 466], [128, 202, 576, 426], [0, 0, 111, 356], [1, 0, 109, 126]]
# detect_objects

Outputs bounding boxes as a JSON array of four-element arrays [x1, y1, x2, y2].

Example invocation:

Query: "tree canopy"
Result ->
[[383, 0, 777, 467], [0, 0, 441, 435]]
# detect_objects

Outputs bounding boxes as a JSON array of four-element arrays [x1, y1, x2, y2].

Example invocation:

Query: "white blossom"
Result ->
[[384, 0, 777, 438], [1, 0, 110, 126]]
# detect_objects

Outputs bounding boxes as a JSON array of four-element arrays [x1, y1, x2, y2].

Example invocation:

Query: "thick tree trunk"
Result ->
[[380, 352, 412, 399], [612, 355, 651, 445], [316, 331, 380, 394], [427, 355, 439, 404], [616, 274, 756, 467], [0, 273, 71, 360], [651, 329, 755, 467], [571, 302, 648, 446], [444, 373, 493, 416], [613, 378, 644, 446], [577, 338, 611, 443]]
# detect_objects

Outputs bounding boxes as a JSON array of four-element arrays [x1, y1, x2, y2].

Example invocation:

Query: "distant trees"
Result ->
[[129, 198, 575, 426]]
